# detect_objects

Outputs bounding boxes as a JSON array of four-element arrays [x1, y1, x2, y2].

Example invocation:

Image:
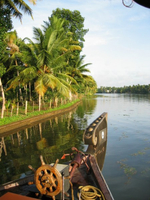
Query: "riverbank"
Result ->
[[0, 100, 81, 137]]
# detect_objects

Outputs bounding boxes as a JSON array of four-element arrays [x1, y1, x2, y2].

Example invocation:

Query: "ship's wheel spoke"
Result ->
[[38, 171, 43, 177], [50, 186, 54, 192], [44, 169, 48, 175]]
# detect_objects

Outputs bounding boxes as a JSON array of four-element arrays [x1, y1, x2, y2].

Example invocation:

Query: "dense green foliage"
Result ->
[[50, 8, 89, 47], [0, 7, 97, 119], [0, 8, 13, 77], [50, 8, 89, 76], [97, 84, 150, 94]]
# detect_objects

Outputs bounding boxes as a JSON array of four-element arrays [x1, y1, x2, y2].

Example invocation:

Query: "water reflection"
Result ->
[[0, 99, 98, 185], [75, 97, 97, 118], [0, 138, 7, 160], [1, 94, 150, 199]]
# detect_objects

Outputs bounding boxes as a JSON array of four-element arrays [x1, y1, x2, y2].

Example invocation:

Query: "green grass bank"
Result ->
[[0, 99, 80, 127]]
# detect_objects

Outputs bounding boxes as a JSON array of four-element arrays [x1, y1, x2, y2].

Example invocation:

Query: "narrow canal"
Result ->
[[0, 94, 150, 200]]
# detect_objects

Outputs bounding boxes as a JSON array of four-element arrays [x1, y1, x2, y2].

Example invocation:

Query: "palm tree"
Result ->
[[67, 55, 91, 81], [0, 64, 6, 118], [1, 31, 21, 118], [66, 55, 92, 95], [30, 17, 80, 110], [8, 16, 80, 111], [5, 31, 24, 103], [0, 0, 36, 21], [84, 76, 97, 95], [5, 31, 19, 54]]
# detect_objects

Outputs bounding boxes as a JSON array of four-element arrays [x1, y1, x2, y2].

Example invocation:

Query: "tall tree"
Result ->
[[50, 8, 89, 48], [67, 55, 93, 94], [8, 16, 81, 110], [0, 8, 13, 71], [50, 8, 89, 73], [0, 8, 13, 118], [5, 31, 25, 103]]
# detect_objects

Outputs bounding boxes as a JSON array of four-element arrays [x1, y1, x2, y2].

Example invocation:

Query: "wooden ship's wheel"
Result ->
[[28, 156, 62, 200]]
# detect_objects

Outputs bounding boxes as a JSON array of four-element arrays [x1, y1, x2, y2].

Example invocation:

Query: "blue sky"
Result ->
[[12, 0, 150, 87]]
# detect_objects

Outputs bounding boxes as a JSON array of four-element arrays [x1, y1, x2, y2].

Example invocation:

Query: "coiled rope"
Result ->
[[78, 185, 106, 200]]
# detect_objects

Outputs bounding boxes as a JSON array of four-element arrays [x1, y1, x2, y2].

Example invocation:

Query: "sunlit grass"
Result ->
[[0, 99, 80, 126]]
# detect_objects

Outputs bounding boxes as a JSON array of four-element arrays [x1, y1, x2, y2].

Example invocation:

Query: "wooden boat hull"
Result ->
[[0, 155, 114, 200], [71, 154, 114, 200]]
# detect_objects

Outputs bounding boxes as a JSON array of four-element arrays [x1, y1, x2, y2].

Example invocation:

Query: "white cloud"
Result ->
[[129, 14, 146, 21], [84, 35, 107, 47]]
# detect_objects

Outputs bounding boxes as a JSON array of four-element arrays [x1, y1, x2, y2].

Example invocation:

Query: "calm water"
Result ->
[[0, 93, 150, 200]]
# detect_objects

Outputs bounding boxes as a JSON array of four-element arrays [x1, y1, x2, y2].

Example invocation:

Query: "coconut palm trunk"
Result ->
[[16, 61, 23, 103], [29, 82, 32, 101], [39, 94, 42, 111], [0, 78, 5, 118]]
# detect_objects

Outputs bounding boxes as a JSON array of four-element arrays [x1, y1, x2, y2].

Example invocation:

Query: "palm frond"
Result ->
[[6, 76, 20, 90], [69, 45, 82, 51], [33, 27, 44, 44], [35, 77, 47, 97], [3, 0, 33, 21]]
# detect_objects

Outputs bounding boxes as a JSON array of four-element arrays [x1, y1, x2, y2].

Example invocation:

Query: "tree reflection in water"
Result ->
[[0, 98, 97, 185]]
